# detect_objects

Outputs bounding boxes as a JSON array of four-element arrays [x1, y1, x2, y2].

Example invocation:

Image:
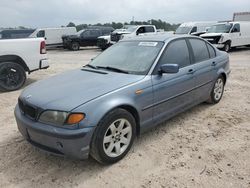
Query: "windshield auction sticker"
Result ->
[[138, 42, 158, 47]]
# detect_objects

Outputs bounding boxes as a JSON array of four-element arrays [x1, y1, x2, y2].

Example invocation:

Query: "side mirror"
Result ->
[[159, 64, 179, 74]]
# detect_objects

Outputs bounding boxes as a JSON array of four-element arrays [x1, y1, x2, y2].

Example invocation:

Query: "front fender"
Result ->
[[73, 76, 153, 129]]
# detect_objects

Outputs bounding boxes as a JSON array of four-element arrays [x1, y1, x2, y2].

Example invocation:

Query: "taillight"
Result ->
[[40, 41, 46, 54]]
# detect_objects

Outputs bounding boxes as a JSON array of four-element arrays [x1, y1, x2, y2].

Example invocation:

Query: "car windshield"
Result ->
[[207, 24, 233, 33], [175, 26, 192, 34], [89, 41, 164, 75]]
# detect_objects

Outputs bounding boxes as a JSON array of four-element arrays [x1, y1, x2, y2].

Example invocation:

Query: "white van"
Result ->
[[175, 22, 217, 36], [29, 27, 76, 47], [201, 21, 250, 52]]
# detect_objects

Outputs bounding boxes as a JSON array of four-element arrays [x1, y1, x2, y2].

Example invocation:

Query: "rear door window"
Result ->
[[145, 26, 155, 33], [189, 39, 210, 63], [206, 43, 216, 58], [90, 30, 100, 37]]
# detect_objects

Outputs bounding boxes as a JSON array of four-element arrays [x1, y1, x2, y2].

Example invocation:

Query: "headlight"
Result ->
[[219, 36, 224, 43], [39, 110, 85, 126]]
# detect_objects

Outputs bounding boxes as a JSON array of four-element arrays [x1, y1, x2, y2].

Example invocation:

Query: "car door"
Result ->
[[187, 38, 216, 102], [151, 39, 196, 125], [230, 23, 241, 47], [80, 30, 90, 46]]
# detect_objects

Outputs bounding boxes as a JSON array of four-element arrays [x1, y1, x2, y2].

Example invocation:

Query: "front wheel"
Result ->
[[0, 62, 26, 92], [207, 76, 225, 104], [223, 42, 231, 52], [90, 109, 136, 164]]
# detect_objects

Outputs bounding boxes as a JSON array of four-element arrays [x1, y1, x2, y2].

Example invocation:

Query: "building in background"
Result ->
[[233, 12, 250, 21]]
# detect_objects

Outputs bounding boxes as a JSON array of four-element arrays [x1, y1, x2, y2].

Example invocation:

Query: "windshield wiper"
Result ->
[[96, 66, 129, 74], [84, 64, 97, 69]]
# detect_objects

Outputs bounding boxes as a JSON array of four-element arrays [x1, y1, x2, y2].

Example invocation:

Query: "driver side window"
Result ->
[[231, 24, 240, 33], [37, 30, 45, 38], [154, 39, 190, 73], [136, 27, 145, 35], [191, 26, 197, 33]]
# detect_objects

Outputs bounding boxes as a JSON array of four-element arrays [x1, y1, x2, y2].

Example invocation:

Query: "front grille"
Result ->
[[18, 98, 37, 120], [202, 36, 221, 44], [111, 33, 121, 42]]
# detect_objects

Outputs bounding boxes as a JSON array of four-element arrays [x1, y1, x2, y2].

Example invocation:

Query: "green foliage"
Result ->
[[66, 20, 180, 31]]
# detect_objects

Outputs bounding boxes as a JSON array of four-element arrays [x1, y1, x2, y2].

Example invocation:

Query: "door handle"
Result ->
[[187, 69, 196, 74], [211, 61, 217, 66]]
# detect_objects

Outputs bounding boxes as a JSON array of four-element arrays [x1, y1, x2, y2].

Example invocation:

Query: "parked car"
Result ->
[[29, 27, 77, 47], [97, 35, 112, 50], [175, 22, 217, 36], [15, 34, 230, 164], [200, 21, 250, 52], [62, 26, 114, 50], [0, 38, 49, 91], [110, 25, 157, 44], [0, 29, 35, 39]]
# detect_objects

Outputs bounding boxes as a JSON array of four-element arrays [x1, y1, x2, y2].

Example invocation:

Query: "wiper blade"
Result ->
[[84, 64, 97, 69], [96, 66, 129, 74]]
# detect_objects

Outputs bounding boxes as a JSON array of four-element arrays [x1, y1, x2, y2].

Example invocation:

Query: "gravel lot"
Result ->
[[0, 47, 249, 188]]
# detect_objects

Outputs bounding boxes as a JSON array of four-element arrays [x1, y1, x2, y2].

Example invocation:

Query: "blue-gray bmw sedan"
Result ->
[[15, 34, 230, 164]]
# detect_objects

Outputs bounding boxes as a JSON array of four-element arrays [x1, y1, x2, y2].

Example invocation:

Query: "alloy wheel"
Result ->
[[103, 118, 132, 158]]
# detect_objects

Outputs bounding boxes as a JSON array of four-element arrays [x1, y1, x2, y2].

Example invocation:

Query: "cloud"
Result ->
[[0, 0, 249, 28]]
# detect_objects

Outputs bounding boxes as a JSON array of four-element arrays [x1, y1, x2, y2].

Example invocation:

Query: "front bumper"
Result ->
[[14, 105, 95, 159]]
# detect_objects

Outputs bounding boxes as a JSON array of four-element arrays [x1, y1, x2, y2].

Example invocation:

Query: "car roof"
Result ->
[[122, 33, 198, 42]]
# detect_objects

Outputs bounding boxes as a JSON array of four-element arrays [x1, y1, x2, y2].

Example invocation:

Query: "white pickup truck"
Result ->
[[97, 25, 157, 50], [0, 38, 49, 91]]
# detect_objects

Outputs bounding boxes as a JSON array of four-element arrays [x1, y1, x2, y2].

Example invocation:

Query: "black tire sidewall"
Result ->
[[71, 42, 79, 51], [210, 76, 225, 104], [91, 109, 136, 164], [0, 62, 26, 92], [224, 42, 230, 52]]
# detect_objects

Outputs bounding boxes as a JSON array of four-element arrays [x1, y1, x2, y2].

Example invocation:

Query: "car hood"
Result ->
[[112, 31, 131, 35], [20, 69, 144, 111], [200, 33, 222, 37]]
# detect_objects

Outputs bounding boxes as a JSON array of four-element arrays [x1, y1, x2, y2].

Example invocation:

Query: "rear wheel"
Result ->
[[207, 76, 225, 104], [0, 62, 26, 92], [70, 42, 80, 51], [90, 108, 136, 164]]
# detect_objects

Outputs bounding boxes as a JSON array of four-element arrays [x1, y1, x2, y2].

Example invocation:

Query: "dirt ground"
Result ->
[[0, 47, 249, 188]]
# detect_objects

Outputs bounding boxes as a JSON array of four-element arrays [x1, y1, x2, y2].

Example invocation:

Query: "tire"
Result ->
[[207, 76, 225, 104], [90, 108, 136, 164], [223, 41, 231, 52], [0, 62, 26, 92], [70, 42, 80, 51]]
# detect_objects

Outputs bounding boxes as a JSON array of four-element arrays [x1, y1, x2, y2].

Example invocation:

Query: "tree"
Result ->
[[67, 22, 76, 27]]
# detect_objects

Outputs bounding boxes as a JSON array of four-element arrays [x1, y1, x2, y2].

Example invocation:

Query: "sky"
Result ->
[[0, 0, 249, 28]]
